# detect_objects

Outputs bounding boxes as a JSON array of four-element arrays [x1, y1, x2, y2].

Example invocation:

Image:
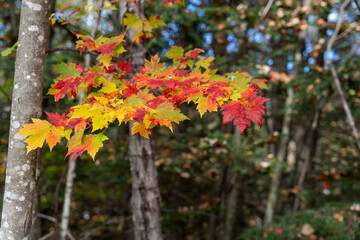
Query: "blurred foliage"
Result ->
[[239, 202, 360, 240]]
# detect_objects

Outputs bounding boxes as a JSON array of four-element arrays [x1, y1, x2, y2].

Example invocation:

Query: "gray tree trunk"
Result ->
[[223, 128, 241, 240], [119, 1, 163, 239], [0, 0, 50, 239], [129, 125, 163, 240]]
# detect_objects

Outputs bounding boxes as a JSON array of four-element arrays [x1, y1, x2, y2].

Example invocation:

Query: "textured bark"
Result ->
[[223, 171, 241, 240], [223, 128, 241, 240], [293, 105, 320, 212], [264, 87, 294, 224], [0, 0, 50, 239], [119, 1, 163, 239], [206, 167, 227, 240], [129, 126, 163, 240]]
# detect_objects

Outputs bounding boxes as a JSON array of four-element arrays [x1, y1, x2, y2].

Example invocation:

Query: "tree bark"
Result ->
[[129, 125, 163, 240], [293, 105, 320, 212], [223, 128, 241, 240], [264, 79, 294, 224], [119, 1, 163, 239], [0, 0, 50, 239]]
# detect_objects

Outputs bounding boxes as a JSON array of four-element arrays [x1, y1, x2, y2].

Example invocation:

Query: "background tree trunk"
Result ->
[[222, 128, 242, 240], [0, 0, 50, 239], [119, 1, 163, 239]]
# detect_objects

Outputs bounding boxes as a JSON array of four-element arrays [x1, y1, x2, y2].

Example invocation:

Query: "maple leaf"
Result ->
[[49, 63, 83, 101], [73, 32, 95, 54], [18, 119, 66, 152], [131, 122, 151, 138], [221, 94, 269, 133], [164, 0, 185, 6], [66, 133, 109, 160], [122, 81, 138, 98], [252, 78, 268, 89], [66, 118, 89, 132], [46, 112, 68, 127], [165, 46, 184, 61], [145, 102, 189, 131], [185, 49, 204, 60], [114, 60, 133, 73]]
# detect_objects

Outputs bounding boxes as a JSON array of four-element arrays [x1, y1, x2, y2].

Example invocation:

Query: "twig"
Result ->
[[39, 231, 55, 240], [0, 86, 11, 102], [353, 0, 360, 11], [262, 0, 275, 20], [338, 41, 360, 73], [79, 218, 123, 240], [330, 63, 360, 151], [46, 47, 98, 56], [67, 231, 76, 240], [249, 0, 274, 42], [38, 213, 57, 223], [324, 0, 351, 69]]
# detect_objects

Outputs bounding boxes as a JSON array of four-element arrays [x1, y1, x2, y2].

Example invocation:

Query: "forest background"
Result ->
[[0, 0, 360, 239]]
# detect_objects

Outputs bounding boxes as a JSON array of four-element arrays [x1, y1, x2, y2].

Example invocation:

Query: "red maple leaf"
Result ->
[[185, 49, 204, 60], [73, 32, 95, 54], [164, 0, 184, 6], [66, 118, 89, 132], [133, 108, 150, 125], [45, 112, 68, 127], [122, 81, 138, 98], [114, 60, 133, 73], [95, 42, 117, 55], [147, 96, 167, 109], [221, 91, 268, 133], [52, 76, 81, 102]]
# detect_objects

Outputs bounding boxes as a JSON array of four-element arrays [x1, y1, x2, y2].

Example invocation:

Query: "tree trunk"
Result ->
[[293, 105, 320, 212], [0, 0, 50, 239], [129, 125, 163, 240], [223, 128, 242, 240], [264, 87, 294, 224], [119, 1, 163, 239]]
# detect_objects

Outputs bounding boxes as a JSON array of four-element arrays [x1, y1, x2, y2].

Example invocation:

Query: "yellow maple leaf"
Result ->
[[131, 122, 151, 138], [18, 119, 64, 153]]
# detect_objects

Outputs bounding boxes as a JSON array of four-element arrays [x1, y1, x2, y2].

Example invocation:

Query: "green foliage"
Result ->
[[239, 203, 360, 240]]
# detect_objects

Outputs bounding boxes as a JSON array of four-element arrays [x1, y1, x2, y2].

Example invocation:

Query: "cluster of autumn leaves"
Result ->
[[19, 13, 268, 160]]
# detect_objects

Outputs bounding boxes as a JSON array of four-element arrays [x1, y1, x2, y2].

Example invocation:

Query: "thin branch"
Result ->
[[46, 47, 98, 56], [0, 86, 12, 102], [38, 213, 57, 223], [330, 63, 360, 151], [262, 0, 275, 20], [353, 0, 360, 11], [338, 41, 360, 73], [79, 218, 123, 240], [324, 0, 351, 69], [39, 232, 55, 240], [67, 231, 76, 240], [249, 0, 274, 41]]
